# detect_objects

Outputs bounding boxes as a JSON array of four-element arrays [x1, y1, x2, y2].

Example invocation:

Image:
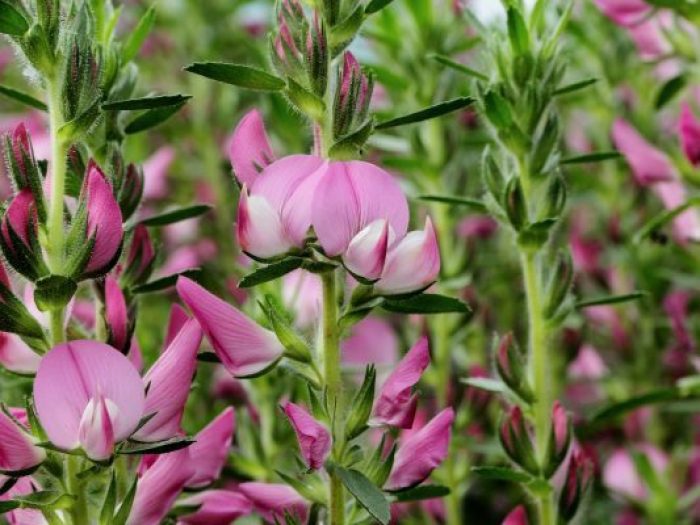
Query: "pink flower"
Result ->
[[0, 408, 45, 474], [165, 303, 190, 348], [0, 332, 41, 374], [593, 0, 650, 26], [283, 402, 331, 470], [177, 277, 284, 376], [104, 275, 129, 352], [238, 482, 307, 523], [612, 118, 675, 186], [281, 269, 321, 329], [143, 146, 175, 201], [228, 109, 275, 187], [680, 103, 700, 166], [385, 408, 454, 490], [127, 448, 195, 525], [341, 317, 398, 367], [503, 505, 529, 525], [33, 341, 145, 459], [186, 407, 235, 488], [603, 445, 668, 501], [178, 489, 253, 525], [133, 319, 203, 442], [0, 477, 47, 525], [568, 345, 608, 380], [343, 219, 390, 281], [375, 217, 440, 295], [371, 337, 430, 429]]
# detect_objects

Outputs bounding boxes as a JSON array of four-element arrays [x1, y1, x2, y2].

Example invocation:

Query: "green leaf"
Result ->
[[375, 97, 474, 130], [238, 258, 304, 288], [430, 54, 488, 81], [122, 6, 155, 63], [591, 388, 679, 423], [393, 485, 450, 502], [560, 151, 621, 165], [417, 195, 487, 212], [102, 94, 191, 111], [365, 0, 397, 14], [655, 74, 687, 109], [0, 491, 74, 512], [112, 477, 137, 525], [99, 472, 117, 525], [0, 0, 28, 35], [131, 268, 202, 294], [553, 78, 598, 96], [328, 119, 374, 159], [139, 205, 211, 227], [124, 101, 187, 134], [634, 196, 700, 242], [506, 7, 530, 56], [333, 466, 390, 525], [382, 294, 471, 315], [286, 78, 325, 121], [119, 436, 194, 455], [459, 377, 507, 394], [184, 62, 285, 91], [471, 465, 533, 484], [0, 85, 47, 111], [575, 291, 646, 309]]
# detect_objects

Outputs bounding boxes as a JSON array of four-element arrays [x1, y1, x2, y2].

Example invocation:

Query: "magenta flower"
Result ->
[[371, 336, 430, 429], [603, 445, 667, 501], [0, 408, 45, 474], [33, 341, 145, 460], [612, 118, 675, 186], [385, 407, 454, 491], [680, 103, 700, 167], [178, 489, 253, 525], [0, 332, 41, 375], [228, 109, 275, 186], [503, 505, 529, 525], [80, 163, 124, 277], [164, 303, 190, 348], [283, 402, 331, 470], [127, 448, 195, 525], [568, 344, 608, 380], [132, 318, 203, 442], [186, 407, 235, 488], [238, 482, 307, 523], [6, 123, 37, 189], [375, 217, 440, 295], [177, 276, 284, 376], [104, 275, 129, 353]]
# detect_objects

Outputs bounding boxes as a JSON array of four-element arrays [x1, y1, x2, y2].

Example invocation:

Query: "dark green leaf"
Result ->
[[553, 78, 598, 96], [506, 7, 530, 55], [375, 97, 474, 130], [139, 205, 211, 227], [394, 485, 450, 502], [131, 268, 202, 294], [102, 94, 191, 111], [333, 466, 390, 525], [184, 62, 285, 91], [591, 388, 679, 423], [575, 291, 646, 309], [124, 101, 187, 134], [239, 258, 304, 288], [471, 466, 533, 484], [99, 472, 117, 525], [365, 0, 397, 14], [0, 1, 28, 35], [382, 294, 471, 315], [112, 477, 137, 525], [459, 377, 507, 393], [560, 151, 621, 165], [122, 6, 156, 63], [0, 85, 47, 111], [119, 436, 194, 455], [417, 195, 487, 212], [430, 54, 488, 81], [655, 74, 687, 109]]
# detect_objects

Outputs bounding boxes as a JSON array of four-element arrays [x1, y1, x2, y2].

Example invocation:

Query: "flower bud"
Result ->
[[543, 251, 573, 320], [503, 505, 529, 525], [4, 125, 45, 219], [62, 40, 101, 128], [122, 225, 155, 287], [271, 19, 304, 79], [118, 163, 144, 221], [333, 52, 373, 139], [482, 147, 504, 201], [680, 103, 700, 167], [343, 218, 389, 282], [345, 365, 376, 440], [0, 408, 45, 474], [544, 401, 571, 478], [504, 177, 527, 231], [104, 275, 131, 354], [499, 405, 539, 475], [283, 402, 331, 470], [495, 333, 534, 403], [36, 0, 60, 51], [305, 13, 328, 96], [559, 449, 593, 522], [541, 175, 566, 220], [0, 189, 47, 282]]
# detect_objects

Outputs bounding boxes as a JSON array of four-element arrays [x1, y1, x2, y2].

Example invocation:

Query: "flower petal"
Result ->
[[283, 402, 331, 470], [228, 109, 275, 186], [343, 219, 389, 281], [237, 187, 295, 258], [0, 410, 45, 473], [186, 407, 235, 488]]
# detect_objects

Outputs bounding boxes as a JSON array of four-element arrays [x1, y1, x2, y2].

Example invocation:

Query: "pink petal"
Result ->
[[237, 187, 295, 258], [593, 0, 650, 26], [385, 408, 454, 490], [680, 103, 700, 167], [281, 270, 322, 330], [228, 109, 275, 186], [0, 333, 41, 374], [371, 337, 430, 428], [179, 489, 253, 525], [143, 147, 175, 201], [376, 217, 440, 295], [2, 189, 35, 248], [503, 505, 529, 525], [105, 275, 129, 352], [238, 482, 307, 523], [283, 402, 331, 470], [84, 165, 123, 274], [343, 219, 389, 281], [33, 341, 145, 450], [568, 345, 608, 380], [77, 394, 116, 461], [133, 319, 203, 442], [1, 477, 47, 525], [0, 410, 45, 473], [653, 180, 700, 242], [341, 317, 398, 367], [164, 303, 190, 348], [612, 118, 677, 186], [186, 407, 235, 488], [177, 277, 284, 377]]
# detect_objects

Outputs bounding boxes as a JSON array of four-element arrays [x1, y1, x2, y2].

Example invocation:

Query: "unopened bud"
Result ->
[[499, 405, 539, 475], [122, 225, 155, 287], [333, 52, 373, 139], [118, 163, 144, 221], [544, 401, 571, 477], [4, 124, 46, 222], [504, 177, 527, 231], [305, 13, 328, 97], [542, 251, 573, 319], [0, 189, 47, 281], [496, 333, 535, 403], [541, 175, 566, 220], [530, 113, 560, 176], [345, 365, 376, 440], [482, 147, 504, 201], [36, 0, 60, 51], [558, 449, 593, 522]]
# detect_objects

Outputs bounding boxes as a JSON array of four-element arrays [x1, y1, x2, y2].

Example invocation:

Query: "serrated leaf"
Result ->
[[124, 101, 187, 134], [575, 291, 646, 309], [417, 195, 487, 212], [119, 436, 194, 455], [590, 388, 680, 423], [102, 94, 191, 111], [131, 268, 202, 294], [184, 62, 285, 91], [122, 6, 155, 63], [382, 294, 471, 315], [0, 85, 47, 111], [0, 1, 28, 35], [239, 258, 304, 288], [393, 485, 450, 502], [431, 54, 488, 81], [376, 97, 474, 130], [139, 205, 211, 226], [560, 151, 621, 165], [333, 466, 390, 525]]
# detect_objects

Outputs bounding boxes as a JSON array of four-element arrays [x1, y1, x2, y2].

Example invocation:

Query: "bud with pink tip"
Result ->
[[333, 52, 373, 138], [544, 401, 571, 477], [104, 275, 130, 353], [283, 402, 331, 470], [680, 103, 700, 167], [118, 163, 144, 221], [3, 124, 45, 218], [305, 13, 327, 96], [0, 189, 46, 281], [385, 408, 454, 491], [559, 448, 594, 522], [499, 405, 539, 475], [503, 505, 529, 525], [122, 224, 155, 287], [0, 408, 45, 474], [375, 217, 440, 295], [495, 333, 534, 403], [371, 337, 430, 429]]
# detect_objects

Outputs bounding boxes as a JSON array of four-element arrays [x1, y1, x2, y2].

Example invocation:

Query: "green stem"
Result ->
[[322, 271, 345, 525], [64, 455, 88, 525]]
